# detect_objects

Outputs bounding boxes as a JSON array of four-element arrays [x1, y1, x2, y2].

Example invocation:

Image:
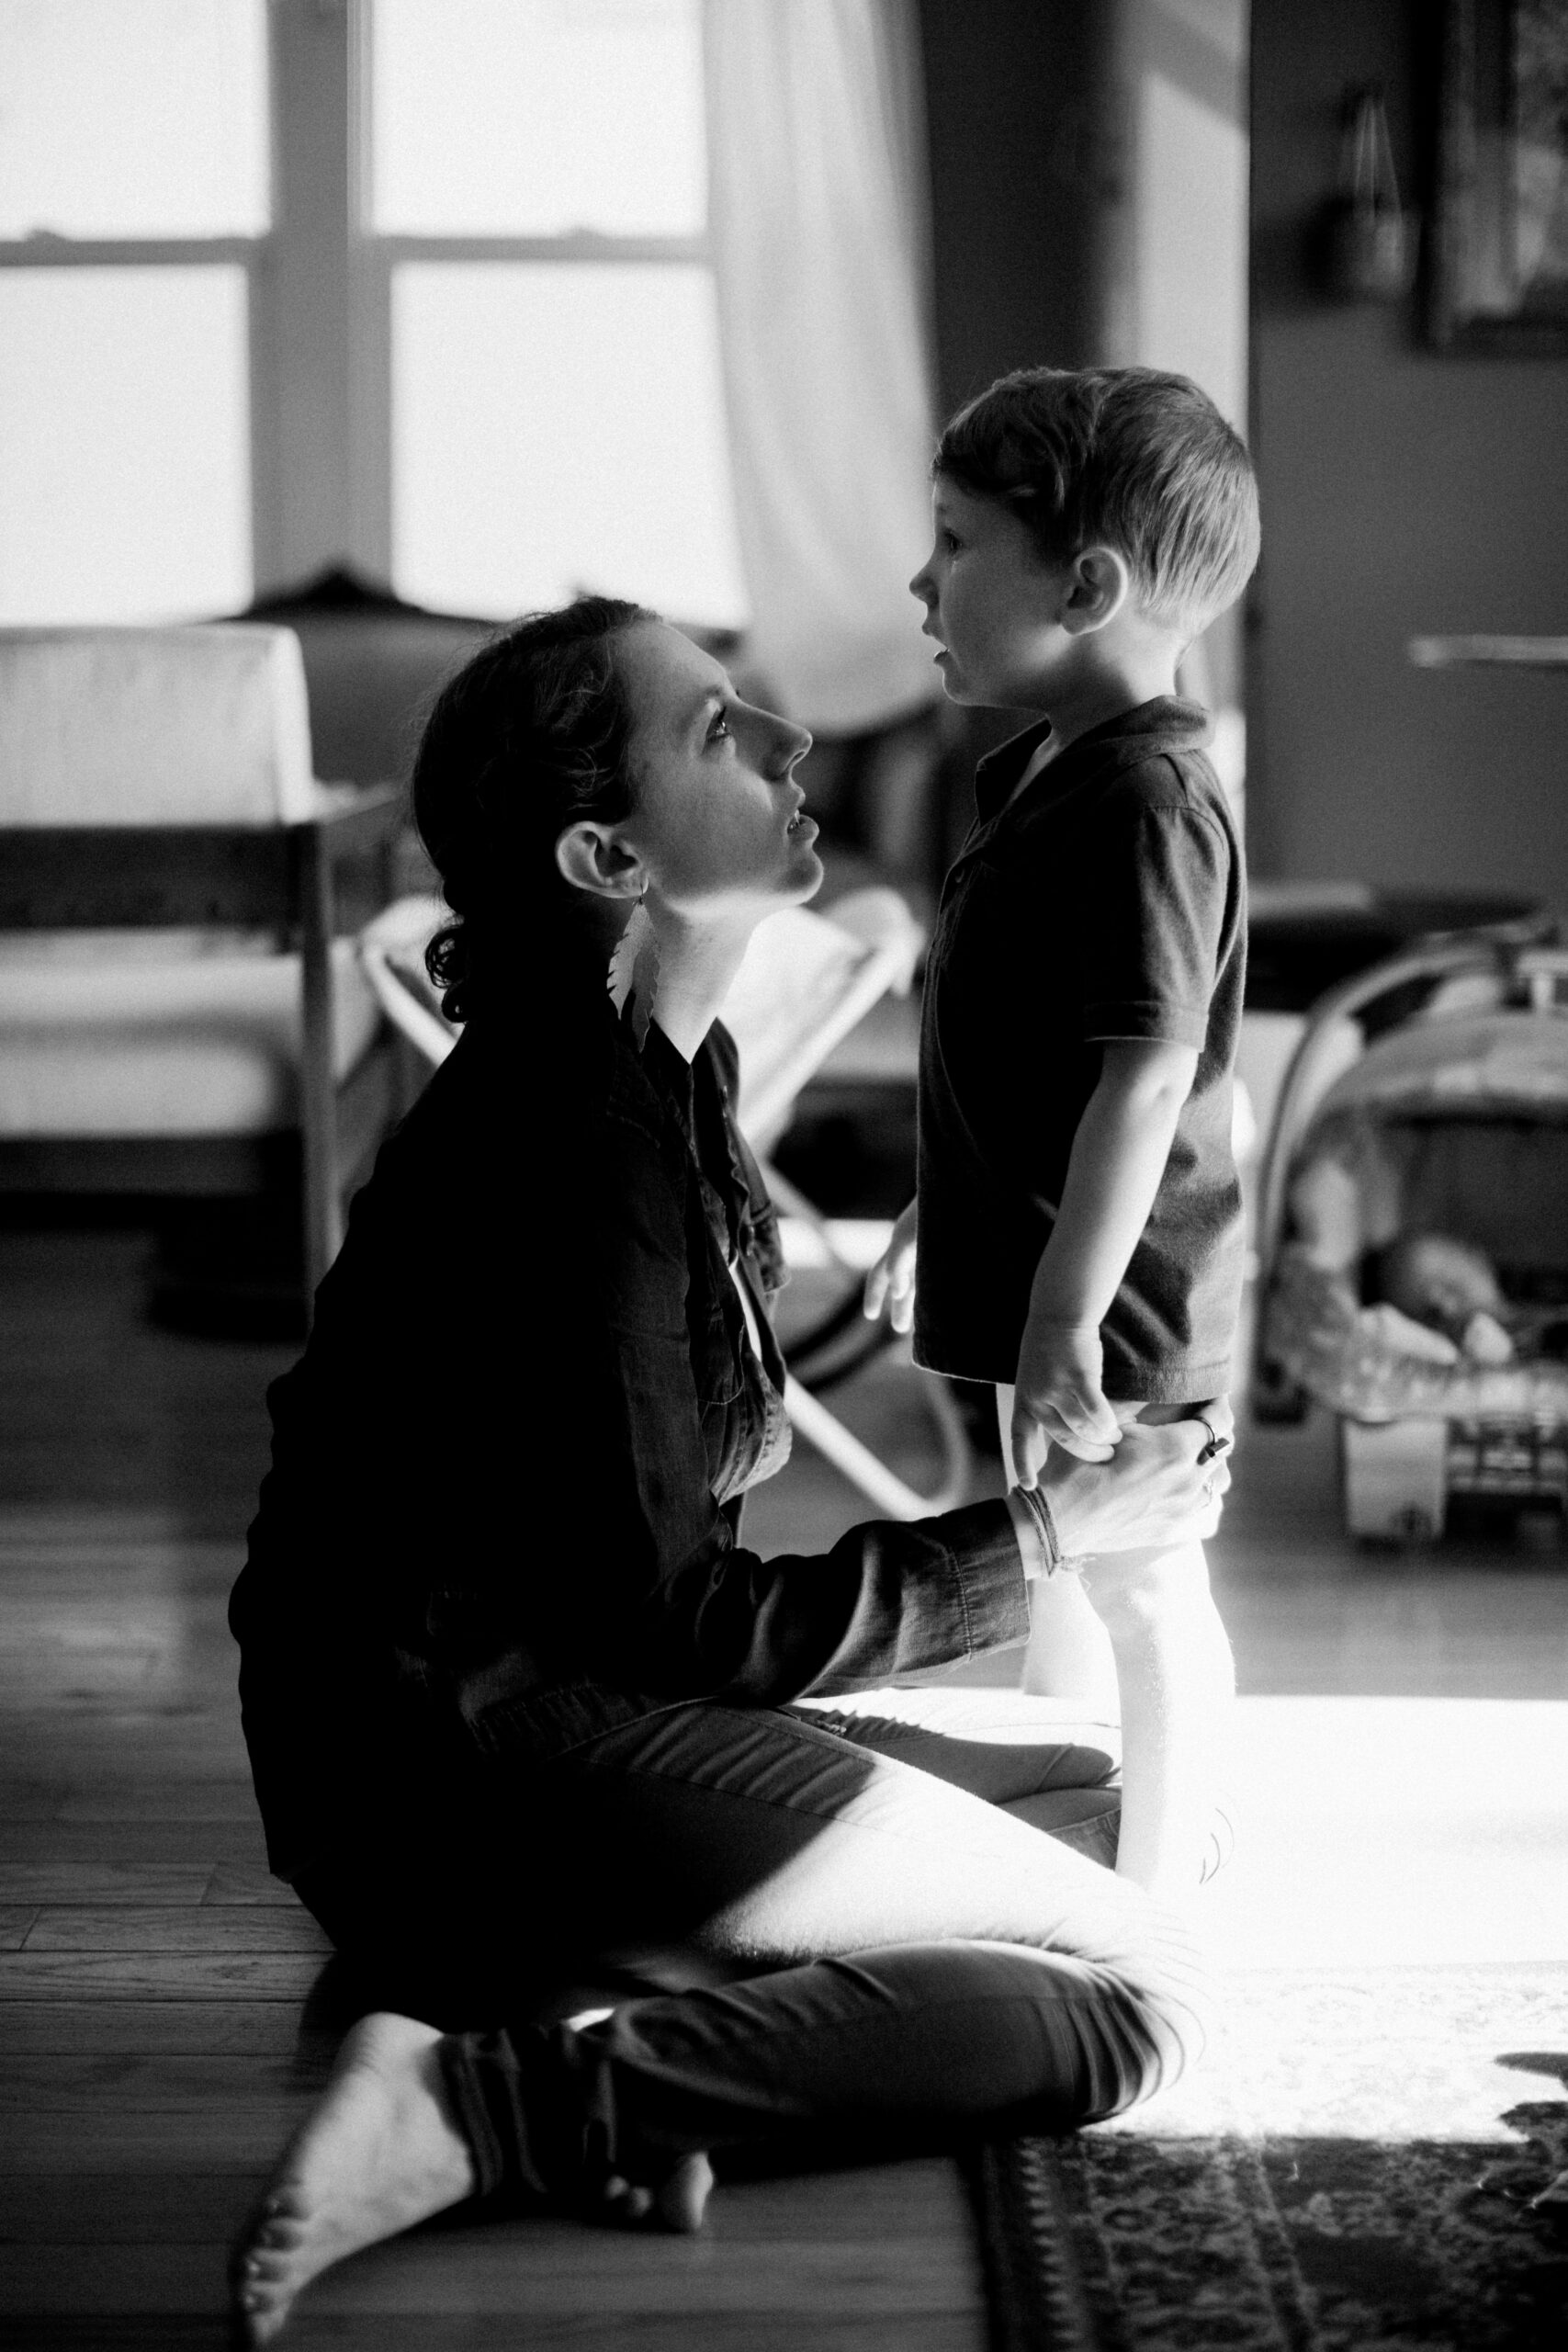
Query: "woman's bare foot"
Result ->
[[564, 2005, 714, 2235], [596, 2149, 715, 2233], [233, 2008, 718, 2338], [231, 2012, 476, 2346]]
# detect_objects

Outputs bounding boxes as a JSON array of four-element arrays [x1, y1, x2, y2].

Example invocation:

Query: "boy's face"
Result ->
[[909, 479, 1069, 709]]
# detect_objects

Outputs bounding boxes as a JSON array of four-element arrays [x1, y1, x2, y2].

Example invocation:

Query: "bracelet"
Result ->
[[1011, 1481, 1063, 1579]]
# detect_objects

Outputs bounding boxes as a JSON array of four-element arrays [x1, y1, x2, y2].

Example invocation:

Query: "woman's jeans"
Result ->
[[295, 1688, 1211, 2206]]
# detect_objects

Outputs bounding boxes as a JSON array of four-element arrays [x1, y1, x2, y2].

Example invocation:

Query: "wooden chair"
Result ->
[[0, 625, 407, 1304]]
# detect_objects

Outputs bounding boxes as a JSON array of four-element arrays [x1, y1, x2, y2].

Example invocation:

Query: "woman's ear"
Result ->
[[555, 821, 645, 902], [1060, 546, 1131, 636]]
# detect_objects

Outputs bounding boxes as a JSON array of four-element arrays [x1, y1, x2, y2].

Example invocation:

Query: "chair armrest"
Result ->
[[0, 790, 405, 931], [292, 782, 405, 865], [0, 828, 296, 929]]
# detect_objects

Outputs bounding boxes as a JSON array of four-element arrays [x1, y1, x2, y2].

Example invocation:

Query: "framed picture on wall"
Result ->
[[1431, 0, 1568, 350]]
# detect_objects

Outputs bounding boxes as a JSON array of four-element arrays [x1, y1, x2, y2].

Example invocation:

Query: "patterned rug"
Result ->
[[966, 1966, 1568, 2351]]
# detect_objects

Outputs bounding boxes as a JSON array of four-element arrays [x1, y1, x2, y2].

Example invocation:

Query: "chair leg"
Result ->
[[295, 827, 343, 1310], [783, 1374, 969, 1521]]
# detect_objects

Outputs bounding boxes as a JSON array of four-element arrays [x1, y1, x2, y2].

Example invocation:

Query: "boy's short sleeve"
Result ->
[[1077, 797, 1231, 1049]]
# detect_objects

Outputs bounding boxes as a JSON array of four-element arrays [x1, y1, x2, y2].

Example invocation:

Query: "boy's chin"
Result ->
[[936, 661, 1025, 712]]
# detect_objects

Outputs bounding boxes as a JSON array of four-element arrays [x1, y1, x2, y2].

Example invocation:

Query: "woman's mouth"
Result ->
[[786, 810, 818, 840]]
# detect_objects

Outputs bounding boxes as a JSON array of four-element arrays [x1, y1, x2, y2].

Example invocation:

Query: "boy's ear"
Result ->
[[1060, 546, 1131, 636], [555, 821, 646, 902]]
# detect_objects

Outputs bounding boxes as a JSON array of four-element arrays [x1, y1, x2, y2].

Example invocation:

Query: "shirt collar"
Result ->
[[974, 695, 1213, 822]]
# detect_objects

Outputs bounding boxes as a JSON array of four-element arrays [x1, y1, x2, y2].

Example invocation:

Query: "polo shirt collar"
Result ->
[[973, 695, 1211, 822]]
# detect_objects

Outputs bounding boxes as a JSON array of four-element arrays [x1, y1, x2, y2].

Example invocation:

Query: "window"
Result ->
[[366, 0, 747, 623], [0, 266, 252, 624], [0, 0, 267, 623], [0, 0, 748, 629], [389, 261, 745, 620]]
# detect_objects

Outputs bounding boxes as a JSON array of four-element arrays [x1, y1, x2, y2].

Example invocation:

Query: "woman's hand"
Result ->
[[1042, 1403, 1234, 1557], [863, 1200, 918, 1335]]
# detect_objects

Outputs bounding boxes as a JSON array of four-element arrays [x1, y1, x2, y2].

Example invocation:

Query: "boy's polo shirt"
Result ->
[[913, 696, 1247, 1403]]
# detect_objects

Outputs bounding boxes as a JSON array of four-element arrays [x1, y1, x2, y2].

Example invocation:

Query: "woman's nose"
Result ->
[[774, 716, 812, 768], [909, 565, 932, 604]]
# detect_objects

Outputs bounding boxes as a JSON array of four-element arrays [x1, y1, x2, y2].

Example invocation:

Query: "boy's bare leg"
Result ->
[[998, 1383, 1119, 1707], [999, 1387, 1235, 1896], [1078, 1532, 1235, 1901]]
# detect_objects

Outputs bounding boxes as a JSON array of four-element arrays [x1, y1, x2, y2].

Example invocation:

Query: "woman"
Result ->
[[230, 597, 1231, 2343]]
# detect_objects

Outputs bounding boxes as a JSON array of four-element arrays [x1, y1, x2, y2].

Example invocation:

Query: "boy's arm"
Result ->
[[1010, 1037, 1199, 1483]]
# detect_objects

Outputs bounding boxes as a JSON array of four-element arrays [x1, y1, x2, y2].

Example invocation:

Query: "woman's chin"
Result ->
[[784, 842, 827, 900]]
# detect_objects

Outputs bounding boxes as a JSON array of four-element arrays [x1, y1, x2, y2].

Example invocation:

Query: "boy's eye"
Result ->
[[942, 529, 961, 553], [707, 707, 732, 745]]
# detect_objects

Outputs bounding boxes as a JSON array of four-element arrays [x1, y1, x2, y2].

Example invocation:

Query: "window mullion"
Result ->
[[259, 0, 355, 594]]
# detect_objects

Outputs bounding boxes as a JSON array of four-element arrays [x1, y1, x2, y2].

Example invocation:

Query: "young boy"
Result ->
[[866, 366, 1258, 1898]]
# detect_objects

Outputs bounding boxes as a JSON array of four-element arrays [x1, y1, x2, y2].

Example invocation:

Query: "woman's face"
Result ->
[[614, 622, 821, 920]]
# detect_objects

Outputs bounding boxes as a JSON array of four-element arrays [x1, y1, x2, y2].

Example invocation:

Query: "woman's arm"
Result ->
[[485, 1099, 1231, 1723], [576, 1099, 1030, 1698]]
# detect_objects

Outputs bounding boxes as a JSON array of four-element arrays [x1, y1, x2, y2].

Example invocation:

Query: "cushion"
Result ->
[[0, 933, 379, 1136]]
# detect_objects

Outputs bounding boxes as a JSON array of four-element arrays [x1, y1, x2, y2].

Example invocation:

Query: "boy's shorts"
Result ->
[[1116, 1396, 1227, 1430]]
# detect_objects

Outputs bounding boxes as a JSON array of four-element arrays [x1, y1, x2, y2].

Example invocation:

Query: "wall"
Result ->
[[918, 1, 1116, 410], [1106, 0, 1248, 429], [1250, 0, 1568, 900], [917, 1, 1250, 725], [1110, 1, 1248, 714]]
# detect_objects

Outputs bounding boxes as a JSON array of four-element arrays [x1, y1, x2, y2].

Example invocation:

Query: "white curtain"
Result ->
[[704, 0, 942, 733]]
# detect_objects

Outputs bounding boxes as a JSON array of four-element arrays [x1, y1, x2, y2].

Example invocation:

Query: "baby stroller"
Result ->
[[1251, 918, 1568, 1544]]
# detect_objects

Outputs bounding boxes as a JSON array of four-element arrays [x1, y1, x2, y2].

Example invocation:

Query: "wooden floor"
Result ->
[[0, 1217, 987, 2350], [3, 1212, 1566, 2346]]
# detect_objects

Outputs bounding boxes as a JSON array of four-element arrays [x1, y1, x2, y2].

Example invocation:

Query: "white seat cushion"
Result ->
[[0, 933, 380, 1136]]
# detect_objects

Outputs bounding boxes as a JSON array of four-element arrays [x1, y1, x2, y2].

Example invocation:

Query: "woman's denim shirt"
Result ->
[[231, 996, 1026, 1881]]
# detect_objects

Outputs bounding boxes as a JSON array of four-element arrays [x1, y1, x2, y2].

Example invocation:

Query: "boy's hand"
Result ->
[[1011, 1315, 1122, 1480], [863, 1199, 918, 1334]]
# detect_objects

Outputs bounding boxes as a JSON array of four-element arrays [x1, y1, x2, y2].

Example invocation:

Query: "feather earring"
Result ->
[[606, 898, 660, 1050]]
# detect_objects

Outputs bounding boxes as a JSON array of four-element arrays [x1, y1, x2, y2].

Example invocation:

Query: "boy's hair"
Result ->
[[934, 366, 1260, 635]]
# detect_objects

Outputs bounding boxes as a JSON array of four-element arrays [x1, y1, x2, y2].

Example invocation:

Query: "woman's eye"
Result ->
[[942, 530, 961, 553], [707, 709, 732, 745]]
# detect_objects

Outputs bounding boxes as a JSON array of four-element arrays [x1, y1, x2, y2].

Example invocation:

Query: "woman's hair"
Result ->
[[934, 366, 1259, 634], [412, 594, 654, 1023]]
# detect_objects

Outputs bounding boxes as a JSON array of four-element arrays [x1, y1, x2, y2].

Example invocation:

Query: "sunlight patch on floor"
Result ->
[[1207, 1696, 1568, 1969]]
